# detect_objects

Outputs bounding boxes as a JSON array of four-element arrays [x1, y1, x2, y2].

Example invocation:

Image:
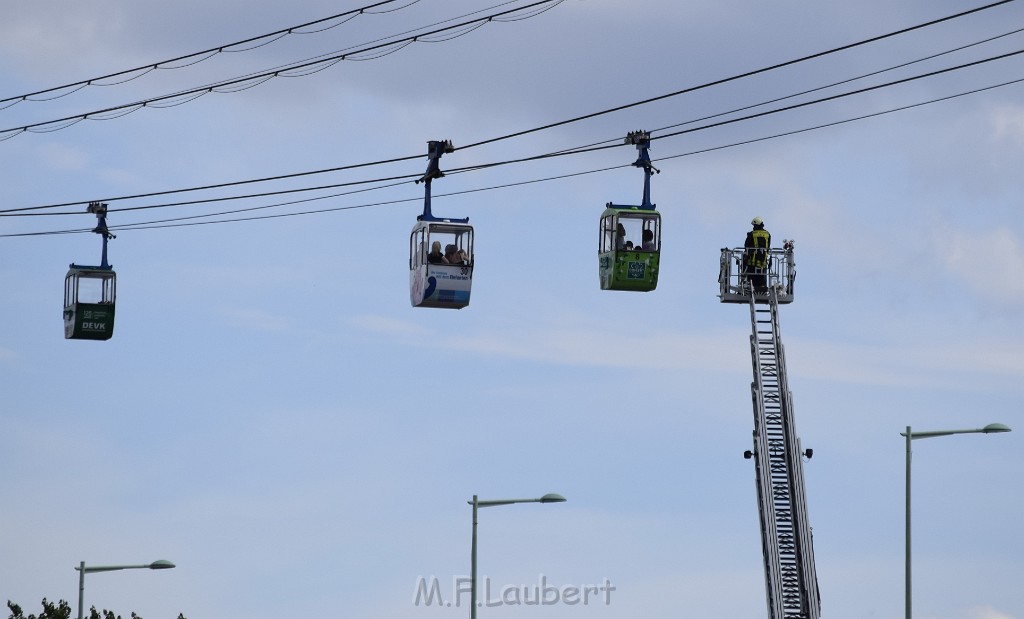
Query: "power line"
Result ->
[[648, 25, 1024, 137], [0, 155, 426, 214], [483, 24, 1024, 160], [0, 0, 1015, 216], [4, 72, 1021, 239], [455, 0, 1018, 151], [1, 38, 1015, 219], [0, 0, 568, 141], [0, 0, 415, 110], [650, 48, 1024, 142]]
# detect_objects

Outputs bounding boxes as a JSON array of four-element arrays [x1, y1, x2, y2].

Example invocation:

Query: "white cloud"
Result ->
[[219, 307, 291, 331], [969, 606, 1018, 619], [990, 105, 1024, 144], [0, 3, 127, 75], [938, 225, 1024, 303], [3, 4, 1024, 619], [349, 314, 429, 336], [36, 142, 91, 171], [347, 311, 1024, 388], [789, 335, 1024, 388], [441, 326, 745, 370]]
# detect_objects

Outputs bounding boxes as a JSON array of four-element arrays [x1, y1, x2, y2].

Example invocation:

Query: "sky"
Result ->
[[1, 1, 1022, 618]]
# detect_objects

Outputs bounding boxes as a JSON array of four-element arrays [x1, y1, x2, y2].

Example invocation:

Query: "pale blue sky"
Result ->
[[1, 1, 1021, 619]]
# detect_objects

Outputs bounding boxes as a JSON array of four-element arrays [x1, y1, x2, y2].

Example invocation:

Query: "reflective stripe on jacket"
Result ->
[[745, 229, 771, 268]]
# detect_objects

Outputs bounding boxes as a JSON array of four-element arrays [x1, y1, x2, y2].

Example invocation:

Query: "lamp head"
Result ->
[[982, 423, 1012, 434], [148, 560, 176, 570], [538, 493, 566, 503]]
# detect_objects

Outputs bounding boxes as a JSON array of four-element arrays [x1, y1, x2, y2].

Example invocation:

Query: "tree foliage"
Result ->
[[7, 599, 185, 619]]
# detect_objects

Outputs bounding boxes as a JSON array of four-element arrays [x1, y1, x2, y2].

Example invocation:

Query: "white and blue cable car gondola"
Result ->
[[409, 140, 474, 309], [64, 202, 117, 340]]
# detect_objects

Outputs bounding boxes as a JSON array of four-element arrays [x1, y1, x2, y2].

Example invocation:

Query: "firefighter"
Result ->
[[744, 216, 771, 293]]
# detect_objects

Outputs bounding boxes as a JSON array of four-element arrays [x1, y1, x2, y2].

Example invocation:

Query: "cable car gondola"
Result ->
[[598, 131, 661, 292], [409, 140, 474, 309], [64, 202, 116, 340]]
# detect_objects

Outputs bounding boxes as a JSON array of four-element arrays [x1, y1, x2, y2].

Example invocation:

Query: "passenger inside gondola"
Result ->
[[641, 229, 655, 251], [427, 241, 445, 264], [445, 244, 469, 265], [615, 223, 627, 250]]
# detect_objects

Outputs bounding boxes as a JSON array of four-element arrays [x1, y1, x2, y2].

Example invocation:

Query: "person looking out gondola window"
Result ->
[[641, 229, 656, 251], [427, 241, 445, 264], [445, 244, 468, 266]]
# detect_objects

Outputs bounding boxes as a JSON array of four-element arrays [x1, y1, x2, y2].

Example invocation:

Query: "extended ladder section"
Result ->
[[747, 288, 820, 619]]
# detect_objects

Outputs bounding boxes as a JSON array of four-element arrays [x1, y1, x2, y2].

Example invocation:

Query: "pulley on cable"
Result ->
[[63, 202, 116, 340], [598, 131, 661, 292], [409, 140, 475, 309]]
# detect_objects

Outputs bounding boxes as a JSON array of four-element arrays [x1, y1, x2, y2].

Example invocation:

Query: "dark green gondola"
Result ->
[[64, 202, 117, 341]]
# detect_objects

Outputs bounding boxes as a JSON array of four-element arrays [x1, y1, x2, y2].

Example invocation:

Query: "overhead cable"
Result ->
[[0, 0, 415, 110], [455, 0, 1018, 151], [650, 48, 1024, 141], [4, 73, 1022, 239], [0, 1, 1015, 214], [0, 0, 567, 141]]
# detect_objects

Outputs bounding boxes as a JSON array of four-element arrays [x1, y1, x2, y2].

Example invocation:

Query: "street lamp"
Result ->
[[902, 422, 1011, 619], [469, 493, 566, 619], [75, 560, 176, 619]]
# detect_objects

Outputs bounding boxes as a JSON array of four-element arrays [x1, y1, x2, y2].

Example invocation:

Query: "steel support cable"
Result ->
[[0, 1, 1010, 211], [561, 24, 1024, 156], [651, 76, 1024, 163], [648, 47, 1024, 143], [0, 154, 430, 213], [190, 0, 530, 82], [6, 72, 1021, 238], [111, 175, 418, 213], [445, 49, 1024, 171], [0, 177, 416, 218], [216, 1, 537, 77], [454, 0, 1018, 152], [456, 26, 1024, 161], [0, 0, 413, 108], [103, 77, 1024, 227], [0, 0, 566, 141], [103, 164, 628, 231], [1, 41, 1017, 219]]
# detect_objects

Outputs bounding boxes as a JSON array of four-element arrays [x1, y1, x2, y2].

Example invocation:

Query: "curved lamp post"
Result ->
[[902, 423, 1011, 619], [469, 493, 566, 619], [76, 560, 176, 619]]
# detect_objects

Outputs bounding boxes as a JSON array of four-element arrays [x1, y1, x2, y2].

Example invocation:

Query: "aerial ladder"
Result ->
[[719, 242, 821, 619]]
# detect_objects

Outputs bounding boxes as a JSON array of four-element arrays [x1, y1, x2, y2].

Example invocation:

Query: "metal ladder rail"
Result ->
[[774, 302, 821, 619], [748, 288, 820, 619], [779, 339, 821, 619], [770, 297, 821, 619]]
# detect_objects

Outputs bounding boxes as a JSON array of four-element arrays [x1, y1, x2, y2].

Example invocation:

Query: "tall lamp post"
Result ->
[[75, 560, 176, 619], [469, 493, 566, 619], [902, 423, 1011, 619]]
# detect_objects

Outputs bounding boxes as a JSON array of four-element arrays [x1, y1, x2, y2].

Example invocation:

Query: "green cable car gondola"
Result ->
[[598, 131, 661, 292], [64, 202, 116, 340]]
